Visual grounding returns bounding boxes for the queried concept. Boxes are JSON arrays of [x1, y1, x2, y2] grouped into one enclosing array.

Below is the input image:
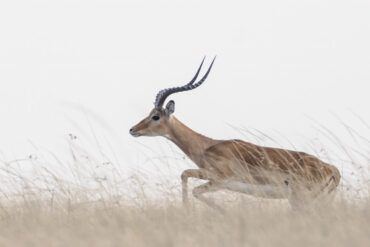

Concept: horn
[[154, 56, 216, 110]]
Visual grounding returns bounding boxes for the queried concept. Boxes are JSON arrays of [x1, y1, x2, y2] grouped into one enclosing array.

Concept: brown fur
[[131, 109, 341, 210]]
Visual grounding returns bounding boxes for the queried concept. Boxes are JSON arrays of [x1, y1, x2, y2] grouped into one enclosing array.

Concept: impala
[[130, 57, 341, 211]]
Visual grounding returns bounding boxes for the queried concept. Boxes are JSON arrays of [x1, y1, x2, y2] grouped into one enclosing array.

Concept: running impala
[[130, 57, 341, 211]]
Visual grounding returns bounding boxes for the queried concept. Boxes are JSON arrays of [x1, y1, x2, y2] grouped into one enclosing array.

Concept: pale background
[[0, 0, 369, 184]]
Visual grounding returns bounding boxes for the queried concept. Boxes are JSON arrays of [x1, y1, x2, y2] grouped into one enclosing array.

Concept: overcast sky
[[0, 0, 369, 177]]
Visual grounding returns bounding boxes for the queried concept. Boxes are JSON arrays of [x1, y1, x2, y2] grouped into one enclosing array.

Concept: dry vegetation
[[1, 197, 370, 247], [0, 120, 370, 247]]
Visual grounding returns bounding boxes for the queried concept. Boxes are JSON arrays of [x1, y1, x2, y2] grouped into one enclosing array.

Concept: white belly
[[219, 180, 290, 199]]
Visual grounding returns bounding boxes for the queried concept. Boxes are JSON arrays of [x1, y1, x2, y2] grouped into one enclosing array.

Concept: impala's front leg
[[192, 181, 224, 213], [180, 168, 219, 208]]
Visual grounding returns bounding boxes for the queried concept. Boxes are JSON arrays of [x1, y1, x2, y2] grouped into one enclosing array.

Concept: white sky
[[0, 0, 369, 179]]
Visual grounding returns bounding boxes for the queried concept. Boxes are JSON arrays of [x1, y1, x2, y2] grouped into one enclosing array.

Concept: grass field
[[0, 122, 369, 247], [0, 191, 369, 247]]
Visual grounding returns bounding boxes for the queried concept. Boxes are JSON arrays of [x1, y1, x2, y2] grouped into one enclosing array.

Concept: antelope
[[130, 57, 341, 211]]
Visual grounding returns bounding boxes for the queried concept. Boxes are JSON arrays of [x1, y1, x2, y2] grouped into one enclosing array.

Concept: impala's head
[[130, 57, 216, 138]]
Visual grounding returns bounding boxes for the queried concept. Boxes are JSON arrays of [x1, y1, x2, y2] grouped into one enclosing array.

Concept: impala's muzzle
[[129, 128, 141, 137]]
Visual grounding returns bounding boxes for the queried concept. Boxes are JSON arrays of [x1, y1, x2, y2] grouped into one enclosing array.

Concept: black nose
[[129, 128, 133, 133]]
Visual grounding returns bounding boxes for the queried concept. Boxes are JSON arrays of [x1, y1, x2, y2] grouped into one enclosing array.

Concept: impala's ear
[[165, 100, 175, 117]]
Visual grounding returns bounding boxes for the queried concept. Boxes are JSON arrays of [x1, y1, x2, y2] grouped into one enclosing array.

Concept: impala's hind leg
[[192, 181, 224, 213], [312, 176, 339, 207], [181, 169, 219, 208], [288, 177, 339, 211], [286, 182, 313, 211]]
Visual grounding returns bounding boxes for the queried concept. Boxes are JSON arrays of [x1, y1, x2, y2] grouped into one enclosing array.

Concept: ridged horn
[[154, 56, 216, 110]]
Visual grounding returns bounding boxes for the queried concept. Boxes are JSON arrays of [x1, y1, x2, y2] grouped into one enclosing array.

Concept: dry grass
[[0, 119, 370, 247], [1, 196, 370, 247]]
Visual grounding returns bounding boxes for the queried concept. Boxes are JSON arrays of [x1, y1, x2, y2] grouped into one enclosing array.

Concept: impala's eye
[[152, 115, 160, 121]]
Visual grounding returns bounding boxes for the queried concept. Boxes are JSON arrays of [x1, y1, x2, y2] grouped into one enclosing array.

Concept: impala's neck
[[165, 116, 217, 165]]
